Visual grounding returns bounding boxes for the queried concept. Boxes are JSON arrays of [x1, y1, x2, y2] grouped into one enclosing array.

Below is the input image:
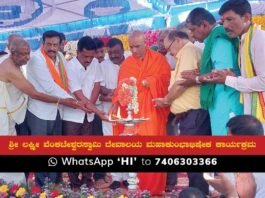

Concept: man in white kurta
[[0, 36, 82, 186], [99, 38, 126, 136], [99, 38, 129, 189], [26, 31, 72, 136], [26, 30, 74, 187], [63, 55, 102, 135], [63, 36, 103, 189], [0, 38, 79, 186], [99, 59, 119, 136], [213, 1, 265, 128], [225, 27, 265, 117]]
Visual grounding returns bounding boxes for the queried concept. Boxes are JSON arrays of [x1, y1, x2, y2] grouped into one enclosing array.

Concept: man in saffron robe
[[111, 31, 171, 195]]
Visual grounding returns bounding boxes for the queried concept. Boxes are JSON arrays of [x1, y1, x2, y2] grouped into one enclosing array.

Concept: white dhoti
[[0, 81, 27, 135], [0, 81, 27, 184]]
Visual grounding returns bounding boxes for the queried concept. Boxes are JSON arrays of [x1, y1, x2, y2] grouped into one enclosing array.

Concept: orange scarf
[[41, 47, 69, 91]]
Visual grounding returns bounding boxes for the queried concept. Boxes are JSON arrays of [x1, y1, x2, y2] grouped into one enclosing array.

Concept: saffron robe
[[113, 48, 170, 136], [113, 48, 171, 195]]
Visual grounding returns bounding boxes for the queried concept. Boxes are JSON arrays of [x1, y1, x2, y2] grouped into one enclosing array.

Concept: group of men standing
[[0, 0, 265, 196], [154, 0, 265, 196]]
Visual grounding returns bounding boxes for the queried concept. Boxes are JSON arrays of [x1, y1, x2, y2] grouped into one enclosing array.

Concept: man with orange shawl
[[111, 31, 171, 195]]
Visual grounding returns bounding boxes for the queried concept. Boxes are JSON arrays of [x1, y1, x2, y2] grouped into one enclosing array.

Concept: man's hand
[[153, 98, 170, 108], [203, 69, 235, 84], [182, 69, 199, 76], [110, 89, 115, 96], [98, 111, 109, 122], [235, 173, 256, 198], [209, 190, 221, 198], [180, 69, 198, 86], [60, 98, 85, 110], [108, 102, 119, 119], [206, 173, 238, 197], [84, 102, 94, 113], [99, 94, 112, 102]]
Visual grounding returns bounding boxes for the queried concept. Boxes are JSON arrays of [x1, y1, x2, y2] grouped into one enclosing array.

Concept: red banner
[[0, 136, 263, 155]]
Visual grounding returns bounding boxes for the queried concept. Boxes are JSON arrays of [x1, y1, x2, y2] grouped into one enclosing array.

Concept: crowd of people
[[0, 0, 265, 197]]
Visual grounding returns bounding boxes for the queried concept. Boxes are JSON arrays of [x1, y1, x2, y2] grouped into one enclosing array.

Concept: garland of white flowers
[[130, 77, 139, 114], [122, 77, 139, 114]]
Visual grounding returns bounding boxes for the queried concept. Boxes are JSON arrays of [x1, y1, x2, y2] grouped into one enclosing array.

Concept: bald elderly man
[[111, 31, 171, 195], [0, 38, 82, 135]]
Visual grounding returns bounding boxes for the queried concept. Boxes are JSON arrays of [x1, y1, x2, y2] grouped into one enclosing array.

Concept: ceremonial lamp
[[109, 77, 149, 191]]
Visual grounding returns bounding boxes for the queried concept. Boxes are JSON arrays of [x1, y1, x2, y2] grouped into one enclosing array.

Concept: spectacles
[[166, 39, 175, 51]]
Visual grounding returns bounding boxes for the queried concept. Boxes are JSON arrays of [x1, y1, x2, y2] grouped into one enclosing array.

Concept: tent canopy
[[0, 0, 263, 50]]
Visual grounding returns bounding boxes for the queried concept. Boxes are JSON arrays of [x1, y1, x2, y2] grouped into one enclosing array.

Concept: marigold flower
[[0, 185, 9, 193], [252, 15, 265, 30], [15, 187, 26, 197], [118, 195, 128, 198], [39, 192, 47, 198], [55, 195, 63, 198]]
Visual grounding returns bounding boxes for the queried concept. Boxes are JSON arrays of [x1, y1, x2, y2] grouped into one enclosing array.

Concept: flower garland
[[117, 77, 139, 114], [252, 15, 265, 30]]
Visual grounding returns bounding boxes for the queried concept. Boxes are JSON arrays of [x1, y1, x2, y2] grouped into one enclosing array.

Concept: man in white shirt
[[26, 30, 79, 187], [0, 37, 81, 186], [59, 32, 66, 54], [92, 37, 106, 135], [207, 0, 265, 128], [98, 38, 129, 190], [63, 36, 103, 136], [63, 36, 104, 190], [99, 38, 125, 136], [205, 115, 265, 198], [93, 37, 105, 64], [26, 30, 74, 136]]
